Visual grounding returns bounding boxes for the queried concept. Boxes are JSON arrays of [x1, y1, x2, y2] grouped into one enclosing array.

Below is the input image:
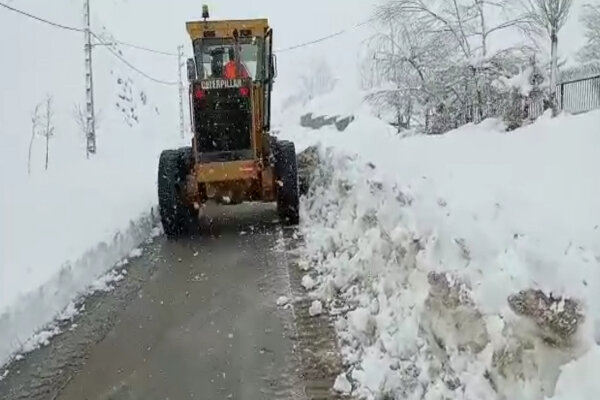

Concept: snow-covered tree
[[364, 17, 456, 131], [365, 0, 537, 133], [578, 3, 600, 62], [521, 0, 573, 114]]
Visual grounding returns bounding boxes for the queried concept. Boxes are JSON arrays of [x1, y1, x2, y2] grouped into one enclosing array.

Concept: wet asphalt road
[[1, 202, 348, 400], [58, 203, 304, 400]]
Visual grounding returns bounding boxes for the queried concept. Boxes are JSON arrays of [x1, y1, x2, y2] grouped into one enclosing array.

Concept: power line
[[2, 1, 374, 82], [110, 39, 178, 57], [275, 17, 375, 53], [0, 2, 178, 86], [0, 1, 176, 57], [276, 30, 346, 53], [0, 1, 83, 32], [91, 32, 178, 86]]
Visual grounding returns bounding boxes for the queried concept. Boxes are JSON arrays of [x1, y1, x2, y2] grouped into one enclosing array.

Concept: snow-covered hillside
[[0, 2, 185, 367], [279, 85, 600, 399]]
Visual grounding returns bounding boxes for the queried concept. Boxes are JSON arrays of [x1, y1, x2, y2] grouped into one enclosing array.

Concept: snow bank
[[284, 109, 600, 399], [0, 1, 189, 368], [0, 106, 183, 368]]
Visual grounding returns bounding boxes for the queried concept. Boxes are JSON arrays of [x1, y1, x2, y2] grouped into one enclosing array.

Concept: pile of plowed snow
[[282, 109, 600, 400]]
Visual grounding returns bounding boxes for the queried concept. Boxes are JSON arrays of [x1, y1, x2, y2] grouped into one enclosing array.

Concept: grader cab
[[158, 7, 299, 238]]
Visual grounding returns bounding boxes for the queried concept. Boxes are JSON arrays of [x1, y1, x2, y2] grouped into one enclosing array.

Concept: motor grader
[[158, 6, 299, 238]]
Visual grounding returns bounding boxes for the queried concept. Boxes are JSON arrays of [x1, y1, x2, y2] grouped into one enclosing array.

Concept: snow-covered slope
[[0, 114, 183, 368], [0, 2, 185, 367], [280, 98, 600, 399]]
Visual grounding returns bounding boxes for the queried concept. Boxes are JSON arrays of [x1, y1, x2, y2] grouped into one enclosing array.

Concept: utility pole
[[177, 45, 185, 139], [84, 0, 97, 157]]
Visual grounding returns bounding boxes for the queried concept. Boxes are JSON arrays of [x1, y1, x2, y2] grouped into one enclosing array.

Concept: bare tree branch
[[42, 95, 55, 171], [28, 103, 42, 176]]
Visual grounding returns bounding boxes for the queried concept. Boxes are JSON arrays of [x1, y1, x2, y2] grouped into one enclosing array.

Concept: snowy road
[[0, 204, 344, 400]]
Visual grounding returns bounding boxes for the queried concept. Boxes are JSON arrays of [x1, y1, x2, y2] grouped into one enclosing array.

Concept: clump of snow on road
[[284, 108, 600, 399], [333, 373, 353, 394], [301, 274, 317, 290], [57, 301, 82, 322], [19, 326, 62, 354], [0, 369, 9, 382], [129, 247, 143, 259], [309, 300, 323, 317], [276, 296, 290, 307], [89, 269, 127, 293]]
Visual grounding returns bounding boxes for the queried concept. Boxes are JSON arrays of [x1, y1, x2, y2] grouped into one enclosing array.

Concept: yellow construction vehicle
[[158, 6, 299, 238]]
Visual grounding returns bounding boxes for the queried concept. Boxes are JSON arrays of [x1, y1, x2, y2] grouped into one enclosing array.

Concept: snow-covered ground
[[0, 105, 183, 367], [1, 0, 595, 393], [279, 84, 600, 399], [0, 2, 185, 367]]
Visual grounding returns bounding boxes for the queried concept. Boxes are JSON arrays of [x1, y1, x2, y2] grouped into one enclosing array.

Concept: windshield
[[193, 37, 263, 81]]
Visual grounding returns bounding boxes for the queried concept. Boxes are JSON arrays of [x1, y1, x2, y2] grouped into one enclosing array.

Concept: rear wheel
[[274, 140, 300, 225], [157, 147, 198, 238]]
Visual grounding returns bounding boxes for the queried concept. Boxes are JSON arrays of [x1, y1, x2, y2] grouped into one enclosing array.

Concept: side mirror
[[270, 54, 278, 79], [186, 58, 197, 82]]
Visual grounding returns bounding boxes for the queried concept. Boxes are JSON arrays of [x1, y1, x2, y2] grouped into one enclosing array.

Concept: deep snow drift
[[280, 89, 600, 399]]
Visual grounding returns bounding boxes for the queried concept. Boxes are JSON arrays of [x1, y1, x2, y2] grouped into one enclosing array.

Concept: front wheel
[[274, 140, 300, 225]]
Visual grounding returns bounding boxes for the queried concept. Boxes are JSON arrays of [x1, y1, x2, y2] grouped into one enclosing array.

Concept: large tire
[[157, 147, 197, 238], [274, 140, 300, 225]]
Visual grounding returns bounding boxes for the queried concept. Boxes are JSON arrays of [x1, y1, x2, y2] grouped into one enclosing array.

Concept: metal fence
[[557, 75, 600, 115]]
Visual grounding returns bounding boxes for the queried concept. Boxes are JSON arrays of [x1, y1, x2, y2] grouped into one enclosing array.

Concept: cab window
[[193, 37, 264, 80]]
